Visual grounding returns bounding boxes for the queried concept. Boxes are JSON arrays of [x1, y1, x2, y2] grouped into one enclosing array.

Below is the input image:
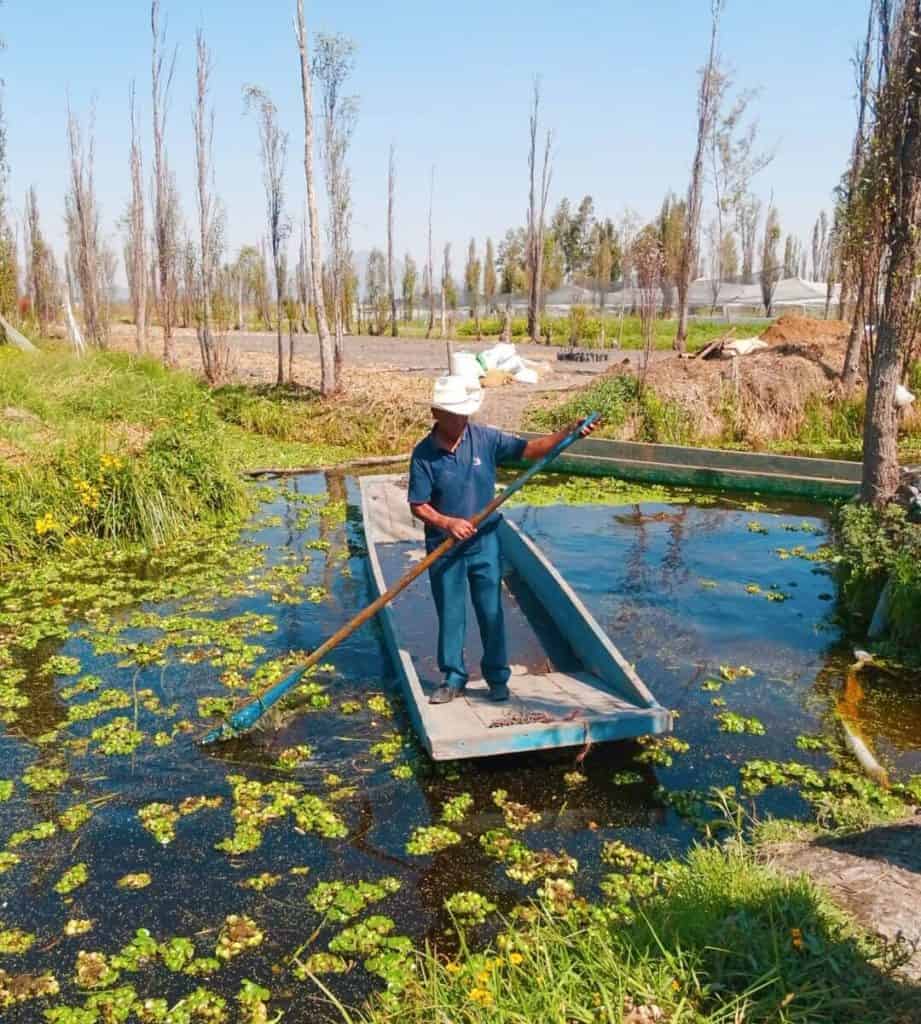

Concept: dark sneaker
[[487, 683, 510, 702], [429, 685, 459, 705]]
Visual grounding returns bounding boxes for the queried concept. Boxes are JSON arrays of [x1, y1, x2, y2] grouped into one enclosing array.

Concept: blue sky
[[4, 0, 869, 281]]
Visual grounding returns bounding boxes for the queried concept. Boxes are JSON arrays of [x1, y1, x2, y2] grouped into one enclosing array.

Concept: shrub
[[835, 502, 921, 646]]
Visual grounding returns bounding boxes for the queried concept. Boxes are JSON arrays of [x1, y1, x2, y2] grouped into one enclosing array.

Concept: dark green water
[[1, 476, 917, 1021]]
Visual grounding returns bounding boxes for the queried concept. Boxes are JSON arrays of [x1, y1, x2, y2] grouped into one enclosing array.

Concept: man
[[408, 373, 597, 705]]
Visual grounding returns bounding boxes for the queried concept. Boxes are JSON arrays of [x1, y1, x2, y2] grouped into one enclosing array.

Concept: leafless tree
[[526, 78, 553, 343], [633, 229, 665, 389], [441, 242, 450, 339], [65, 103, 106, 347], [125, 83, 148, 353], [244, 85, 290, 386], [465, 237, 482, 339], [841, 2, 886, 391], [295, 0, 334, 393], [708, 74, 773, 299], [296, 216, 311, 332], [861, 0, 921, 505], [425, 165, 435, 338], [811, 210, 830, 281], [735, 194, 760, 285], [386, 143, 398, 337], [24, 187, 58, 334], [313, 32, 357, 371], [194, 31, 229, 384], [675, 0, 725, 351], [151, 0, 178, 365]]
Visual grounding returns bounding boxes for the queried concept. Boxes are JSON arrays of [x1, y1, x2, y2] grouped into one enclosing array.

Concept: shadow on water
[[1, 474, 919, 1020]]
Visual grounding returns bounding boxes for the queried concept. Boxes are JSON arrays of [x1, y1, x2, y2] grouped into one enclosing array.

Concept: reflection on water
[[1, 477, 918, 1021]]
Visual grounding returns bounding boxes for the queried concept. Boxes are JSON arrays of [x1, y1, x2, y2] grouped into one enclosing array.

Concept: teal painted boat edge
[[428, 707, 672, 761], [519, 433, 863, 482], [358, 480, 436, 759], [498, 519, 663, 711]]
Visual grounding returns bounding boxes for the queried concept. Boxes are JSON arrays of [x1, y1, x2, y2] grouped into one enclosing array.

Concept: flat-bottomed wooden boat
[[360, 474, 672, 760]]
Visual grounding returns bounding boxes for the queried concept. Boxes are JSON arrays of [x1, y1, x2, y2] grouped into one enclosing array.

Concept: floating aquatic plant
[[563, 771, 587, 788], [138, 803, 180, 845], [0, 852, 21, 874], [440, 793, 473, 824], [611, 770, 643, 786], [492, 790, 541, 831], [307, 878, 402, 923], [64, 920, 94, 937], [242, 873, 282, 892], [635, 736, 690, 767], [720, 665, 755, 681], [0, 779, 13, 801], [0, 968, 59, 1008], [8, 820, 56, 847], [444, 891, 496, 925], [405, 825, 462, 855], [22, 763, 68, 792], [276, 744, 313, 770], [294, 952, 349, 977], [339, 700, 362, 715], [716, 711, 766, 735], [90, 717, 143, 755], [328, 915, 398, 956], [160, 936, 196, 973], [111, 930, 159, 972], [59, 803, 93, 832], [74, 951, 119, 990], [116, 873, 151, 890], [215, 915, 264, 961], [55, 863, 89, 895], [0, 927, 35, 954], [367, 694, 394, 717]]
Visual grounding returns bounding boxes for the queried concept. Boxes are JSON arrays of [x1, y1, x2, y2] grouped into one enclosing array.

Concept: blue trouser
[[428, 527, 510, 691]]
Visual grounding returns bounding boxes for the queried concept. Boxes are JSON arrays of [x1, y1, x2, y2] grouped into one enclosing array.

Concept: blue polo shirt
[[408, 423, 528, 544]]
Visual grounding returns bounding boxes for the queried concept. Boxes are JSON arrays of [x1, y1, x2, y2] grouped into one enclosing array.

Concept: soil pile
[[760, 315, 850, 346]]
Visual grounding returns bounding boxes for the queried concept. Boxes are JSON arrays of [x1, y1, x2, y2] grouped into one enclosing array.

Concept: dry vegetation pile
[[759, 314, 850, 346]]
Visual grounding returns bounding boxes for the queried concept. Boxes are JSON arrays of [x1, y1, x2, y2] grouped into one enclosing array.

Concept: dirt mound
[[760, 315, 849, 346], [642, 347, 840, 445]]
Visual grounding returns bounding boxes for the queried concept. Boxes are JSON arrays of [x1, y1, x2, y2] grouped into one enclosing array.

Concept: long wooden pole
[[201, 413, 598, 743]]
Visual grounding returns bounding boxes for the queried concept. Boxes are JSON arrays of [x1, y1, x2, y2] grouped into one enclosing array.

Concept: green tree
[[657, 193, 686, 316], [366, 247, 387, 335]]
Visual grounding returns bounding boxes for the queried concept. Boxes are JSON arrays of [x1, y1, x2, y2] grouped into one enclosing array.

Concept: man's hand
[[575, 416, 601, 438], [445, 516, 476, 541]]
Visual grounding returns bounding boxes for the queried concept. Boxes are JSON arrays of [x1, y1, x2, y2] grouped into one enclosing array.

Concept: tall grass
[[0, 349, 247, 558], [355, 845, 913, 1024], [451, 314, 765, 351], [526, 374, 696, 445]]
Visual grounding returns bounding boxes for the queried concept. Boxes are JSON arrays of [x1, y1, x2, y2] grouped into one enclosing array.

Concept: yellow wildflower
[[476, 969, 491, 985], [469, 988, 493, 1006], [35, 512, 59, 536], [508, 952, 523, 966], [790, 927, 804, 950], [445, 962, 462, 975]]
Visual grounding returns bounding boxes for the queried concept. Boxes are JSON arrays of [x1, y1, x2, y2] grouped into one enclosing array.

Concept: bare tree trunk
[[63, 256, 86, 355], [297, 2, 334, 395], [862, 0, 921, 507], [194, 30, 222, 384], [387, 144, 398, 337], [676, 0, 724, 351], [425, 166, 435, 339], [151, 0, 177, 366], [526, 79, 552, 344], [127, 85, 148, 354]]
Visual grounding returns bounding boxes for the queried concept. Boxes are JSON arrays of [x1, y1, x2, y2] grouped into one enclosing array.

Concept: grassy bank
[[394, 314, 765, 351], [354, 840, 917, 1023], [0, 347, 426, 562]]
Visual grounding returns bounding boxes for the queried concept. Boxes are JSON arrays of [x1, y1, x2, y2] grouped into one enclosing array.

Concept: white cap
[[430, 374, 482, 416]]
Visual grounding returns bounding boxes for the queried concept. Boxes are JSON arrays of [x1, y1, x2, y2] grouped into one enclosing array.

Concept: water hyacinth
[[215, 915, 264, 961], [0, 968, 59, 1009], [440, 792, 474, 823], [444, 891, 496, 925], [117, 873, 152, 890], [306, 877, 402, 923], [74, 950, 119, 990], [405, 825, 462, 855], [0, 927, 35, 953], [63, 920, 94, 937], [54, 863, 89, 895]]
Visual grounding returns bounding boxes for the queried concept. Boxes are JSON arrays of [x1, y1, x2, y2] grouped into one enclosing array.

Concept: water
[[1, 476, 918, 1021]]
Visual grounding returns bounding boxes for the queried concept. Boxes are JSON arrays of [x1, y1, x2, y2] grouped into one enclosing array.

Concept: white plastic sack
[[477, 342, 516, 371], [498, 354, 524, 374], [895, 384, 916, 408], [513, 367, 539, 385], [723, 337, 769, 357]]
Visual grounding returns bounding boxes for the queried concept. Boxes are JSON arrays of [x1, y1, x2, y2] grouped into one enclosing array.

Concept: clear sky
[[3, 0, 870, 283]]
